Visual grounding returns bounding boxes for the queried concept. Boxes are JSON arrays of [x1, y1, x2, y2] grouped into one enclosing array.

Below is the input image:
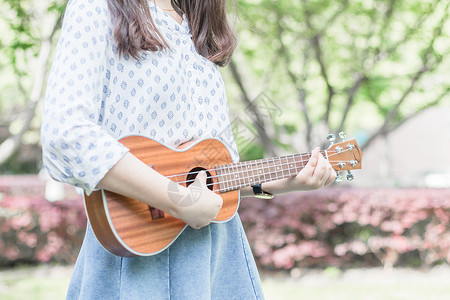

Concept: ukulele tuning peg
[[327, 134, 336, 145], [339, 132, 346, 141], [335, 171, 343, 183], [346, 170, 354, 181]]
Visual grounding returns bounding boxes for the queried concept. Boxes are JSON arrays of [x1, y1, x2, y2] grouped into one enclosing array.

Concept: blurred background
[[0, 0, 449, 299]]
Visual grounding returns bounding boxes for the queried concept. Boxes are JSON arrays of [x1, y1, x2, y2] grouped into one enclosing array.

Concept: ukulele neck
[[215, 151, 327, 192]]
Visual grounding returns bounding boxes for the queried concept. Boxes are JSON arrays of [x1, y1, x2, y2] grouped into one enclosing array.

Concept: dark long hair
[[106, 0, 237, 66]]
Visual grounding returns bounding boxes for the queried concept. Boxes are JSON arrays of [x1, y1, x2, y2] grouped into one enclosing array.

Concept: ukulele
[[84, 134, 362, 257]]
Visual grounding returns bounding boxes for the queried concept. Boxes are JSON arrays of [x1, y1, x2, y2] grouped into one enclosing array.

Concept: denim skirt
[[66, 214, 264, 299]]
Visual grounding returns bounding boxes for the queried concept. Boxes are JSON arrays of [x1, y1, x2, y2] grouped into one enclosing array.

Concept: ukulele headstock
[[326, 132, 362, 182]]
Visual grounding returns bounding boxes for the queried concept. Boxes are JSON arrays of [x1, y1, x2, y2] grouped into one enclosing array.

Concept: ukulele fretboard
[[215, 151, 327, 192]]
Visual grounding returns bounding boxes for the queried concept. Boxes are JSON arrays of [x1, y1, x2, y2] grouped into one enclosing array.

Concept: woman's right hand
[[97, 153, 222, 230], [169, 171, 223, 229]]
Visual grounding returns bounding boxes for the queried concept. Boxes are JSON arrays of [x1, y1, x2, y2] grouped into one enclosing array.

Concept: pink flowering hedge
[[0, 176, 85, 266], [239, 188, 450, 270], [1, 175, 449, 269]]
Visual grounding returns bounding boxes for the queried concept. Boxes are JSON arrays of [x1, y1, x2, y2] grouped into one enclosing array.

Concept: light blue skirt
[[66, 214, 264, 299]]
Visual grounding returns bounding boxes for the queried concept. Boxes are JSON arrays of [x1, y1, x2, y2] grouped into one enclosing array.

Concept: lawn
[[0, 265, 449, 299], [0, 265, 71, 300], [262, 266, 450, 300]]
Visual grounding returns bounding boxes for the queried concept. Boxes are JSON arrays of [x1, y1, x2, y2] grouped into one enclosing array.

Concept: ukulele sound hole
[[186, 167, 214, 191]]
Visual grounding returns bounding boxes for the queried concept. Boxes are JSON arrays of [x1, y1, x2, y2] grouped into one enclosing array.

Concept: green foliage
[[0, 0, 66, 108], [0, 0, 66, 173], [0, 149, 41, 175], [0, 0, 449, 170], [227, 0, 450, 154], [239, 143, 265, 161]]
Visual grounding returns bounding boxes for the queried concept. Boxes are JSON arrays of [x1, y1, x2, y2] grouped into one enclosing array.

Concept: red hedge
[[239, 188, 450, 270], [0, 175, 85, 265], [1, 176, 449, 269]]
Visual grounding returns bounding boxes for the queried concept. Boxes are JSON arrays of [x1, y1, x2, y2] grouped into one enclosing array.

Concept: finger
[[191, 220, 207, 230], [296, 147, 320, 180], [325, 170, 337, 185], [317, 157, 332, 182], [194, 225, 206, 230], [306, 147, 320, 174], [213, 210, 220, 221], [193, 170, 207, 187], [216, 195, 223, 210], [314, 154, 328, 181], [211, 195, 223, 219], [198, 220, 213, 229]]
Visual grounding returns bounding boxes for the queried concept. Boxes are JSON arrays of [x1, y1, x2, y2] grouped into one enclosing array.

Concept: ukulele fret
[[216, 165, 231, 192], [218, 153, 313, 191], [274, 157, 283, 180], [287, 156, 297, 176]]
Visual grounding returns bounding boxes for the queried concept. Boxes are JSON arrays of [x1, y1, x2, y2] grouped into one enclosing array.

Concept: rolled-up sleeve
[[41, 0, 129, 195]]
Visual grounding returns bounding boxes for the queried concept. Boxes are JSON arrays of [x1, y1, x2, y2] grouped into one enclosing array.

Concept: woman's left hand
[[240, 147, 337, 197], [284, 147, 336, 192]]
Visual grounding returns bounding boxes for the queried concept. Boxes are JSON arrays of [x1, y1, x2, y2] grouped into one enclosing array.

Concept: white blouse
[[41, 1, 264, 299], [41, 0, 239, 194]]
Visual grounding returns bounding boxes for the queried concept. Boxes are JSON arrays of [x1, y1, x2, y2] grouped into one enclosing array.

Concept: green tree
[[226, 0, 450, 158], [0, 0, 66, 173], [0, 0, 449, 172]]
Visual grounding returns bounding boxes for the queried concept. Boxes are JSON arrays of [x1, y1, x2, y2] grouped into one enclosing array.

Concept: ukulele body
[[84, 135, 240, 257]]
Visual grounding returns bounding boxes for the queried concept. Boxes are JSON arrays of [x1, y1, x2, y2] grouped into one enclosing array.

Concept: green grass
[[262, 278, 450, 300], [0, 265, 70, 300], [1, 265, 449, 299], [262, 267, 450, 300]]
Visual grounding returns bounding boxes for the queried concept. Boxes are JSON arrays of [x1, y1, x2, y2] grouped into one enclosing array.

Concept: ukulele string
[[166, 149, 350, 183], [164, 150, 332, 180], [173, 159, 357, 188], [202, 160, 355, 189], [164, 152, 321, 181], [211, 160, 356, 193], [164, 147, 355, 182], [324, 146, 357, 159]]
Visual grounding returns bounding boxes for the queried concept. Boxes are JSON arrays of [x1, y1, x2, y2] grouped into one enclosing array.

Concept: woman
[[41, 0, 336, 298]]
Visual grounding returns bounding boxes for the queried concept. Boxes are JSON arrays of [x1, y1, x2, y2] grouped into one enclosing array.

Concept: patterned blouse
[[41, 0, 263, 299], [42, 0, 239, 195]]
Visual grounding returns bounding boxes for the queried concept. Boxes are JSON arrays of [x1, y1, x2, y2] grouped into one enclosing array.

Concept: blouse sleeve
[[41, 0, 129, 195]]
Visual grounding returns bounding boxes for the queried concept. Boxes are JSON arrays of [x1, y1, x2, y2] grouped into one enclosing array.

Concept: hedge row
[[0, 176, 85, 266], [1, 175, 449, 270], [239, 188, 450, 270], [0, 195, 86, 265]]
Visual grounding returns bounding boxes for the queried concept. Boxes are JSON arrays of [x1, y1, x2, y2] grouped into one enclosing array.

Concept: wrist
[[251, 183, 274, 199], [257, 177, 297, 195]]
